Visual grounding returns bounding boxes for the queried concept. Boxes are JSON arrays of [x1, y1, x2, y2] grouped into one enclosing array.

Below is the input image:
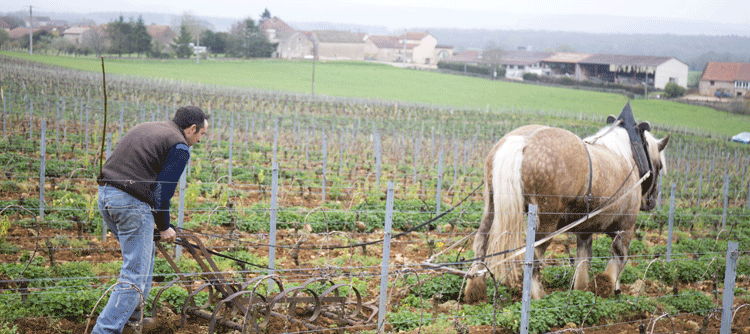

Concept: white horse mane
[[583, 126, 633, 160]]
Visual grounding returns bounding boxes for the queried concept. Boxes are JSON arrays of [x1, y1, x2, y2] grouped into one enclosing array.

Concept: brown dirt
[[6, 223, 750, 334], [589, 273, 614, 298]]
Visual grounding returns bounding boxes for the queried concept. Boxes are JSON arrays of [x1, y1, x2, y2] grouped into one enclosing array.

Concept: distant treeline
[[427, 29, 750, 71]]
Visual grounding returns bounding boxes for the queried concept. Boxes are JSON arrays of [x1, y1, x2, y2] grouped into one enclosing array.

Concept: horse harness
[[584, 102, 657, 203]]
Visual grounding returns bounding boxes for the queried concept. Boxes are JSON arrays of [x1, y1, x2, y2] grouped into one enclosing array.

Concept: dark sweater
[[98, 121, 190, 231]]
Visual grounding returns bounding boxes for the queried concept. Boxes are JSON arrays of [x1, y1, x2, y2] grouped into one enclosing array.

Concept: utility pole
[[29, 6, 33, 55], [196, 27, 200, 65]]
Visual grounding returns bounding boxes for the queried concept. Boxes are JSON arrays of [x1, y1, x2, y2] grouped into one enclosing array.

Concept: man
[[92, 106, 209, 333]]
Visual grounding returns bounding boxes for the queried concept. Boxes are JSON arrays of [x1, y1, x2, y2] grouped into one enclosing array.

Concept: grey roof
[[581, 54, 673, 66], [482, 50, 554, 65], [368, 35, 400, 49], [313, 30, 364, 44]]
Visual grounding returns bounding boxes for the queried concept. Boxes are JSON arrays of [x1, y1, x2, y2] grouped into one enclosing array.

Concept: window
[[669, 77, 677, 83], [710, 80, 715, 86]]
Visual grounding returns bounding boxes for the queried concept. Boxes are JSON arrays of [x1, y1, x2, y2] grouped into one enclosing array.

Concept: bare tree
[[82, 26, 107, 57], [172, 12, 213, 45]]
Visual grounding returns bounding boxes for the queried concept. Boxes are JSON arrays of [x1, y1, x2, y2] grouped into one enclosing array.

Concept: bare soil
[[7, 223, 750, 334]]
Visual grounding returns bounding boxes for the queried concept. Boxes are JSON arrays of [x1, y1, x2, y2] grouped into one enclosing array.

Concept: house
[[699, 62, 750, 98], [8, 27, 43, 39], [310, 30, 366, 61], [441, 50, 688, 88], [265, 18, 447, 64], [259, 17, 296, 46], [0, 19, 10, 30], [367, 35, 402, 62], [400, 32, 437, 65], [435, 45, 454, 62], [483, 50, 554, 78], [574, 54, 687, 89], [147, 25, 175, 52], [540, 52, 592, 81], [147, 25, 175, 45], [277, 31, 315, 59], [443, 50, 481, 64], [62, 26, 90, 44]]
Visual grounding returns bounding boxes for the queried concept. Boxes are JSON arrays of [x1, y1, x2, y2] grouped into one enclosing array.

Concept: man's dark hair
[[173, 106, 210, 130]]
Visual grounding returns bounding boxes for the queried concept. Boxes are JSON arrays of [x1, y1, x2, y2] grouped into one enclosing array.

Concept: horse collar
[[614, 102, 652, 180]]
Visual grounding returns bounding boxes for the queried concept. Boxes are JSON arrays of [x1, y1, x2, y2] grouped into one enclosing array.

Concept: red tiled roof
[[702, 62, 750, 82], [402, 32, 428, 40], [63, 26, 90, 36], [147, 25, 174, 39], [738, 64, 750, 81], [8, 27, 42, 39], [259, 17, 296, 39]]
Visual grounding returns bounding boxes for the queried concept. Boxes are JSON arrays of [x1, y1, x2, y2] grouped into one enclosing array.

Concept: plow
[[148, 229, 379, 333]]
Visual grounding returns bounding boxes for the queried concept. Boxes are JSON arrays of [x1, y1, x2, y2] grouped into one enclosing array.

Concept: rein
[[179, 182, 484, 252]]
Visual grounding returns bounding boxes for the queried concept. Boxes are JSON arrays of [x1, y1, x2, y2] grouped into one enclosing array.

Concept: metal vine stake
[[98, 56, 107, 176]]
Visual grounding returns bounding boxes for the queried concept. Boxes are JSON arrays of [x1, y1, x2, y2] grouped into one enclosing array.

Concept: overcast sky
[[5, 0, 750, 34]]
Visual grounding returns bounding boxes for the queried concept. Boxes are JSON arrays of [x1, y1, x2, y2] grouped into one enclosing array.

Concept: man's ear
[[186, 124, 197, 134]]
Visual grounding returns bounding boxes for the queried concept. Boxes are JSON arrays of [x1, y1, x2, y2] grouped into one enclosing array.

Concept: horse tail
[[486, 134, 527, 284], [464, 134, 527, 303]]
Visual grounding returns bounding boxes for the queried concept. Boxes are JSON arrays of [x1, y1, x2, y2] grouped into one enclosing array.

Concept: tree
[[20, 30, 52, 50], [227, 18, 274, 58], [149, 38, 170, 58], [107, 15, 132, 57], [48, 36, 76, 55], [172, 12, 212, 47], [132, 15, 152, 57], [260, 8, 271, 22], [0, 29, 9, 48], [172, 23, 193, 58], [82, 27, 106, 57], [0, 15, 25, 29], [663, 82, 686, 98], [201, 30, 229, 54]]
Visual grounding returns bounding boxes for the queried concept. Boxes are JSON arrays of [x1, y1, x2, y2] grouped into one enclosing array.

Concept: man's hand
[[159, 227, 176, 243]]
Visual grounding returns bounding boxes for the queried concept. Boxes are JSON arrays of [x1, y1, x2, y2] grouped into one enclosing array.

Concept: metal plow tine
[[155, 229, 378, 332], [151, 277, 182, 319], [208, 290, 261, 334], [180, 282, 215, 327]]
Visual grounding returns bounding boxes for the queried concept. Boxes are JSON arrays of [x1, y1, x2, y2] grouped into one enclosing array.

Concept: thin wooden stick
[[98, 56, 107, 176]]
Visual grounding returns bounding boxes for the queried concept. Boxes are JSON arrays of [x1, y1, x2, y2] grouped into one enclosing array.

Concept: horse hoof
[[464, 278, 488, 304]]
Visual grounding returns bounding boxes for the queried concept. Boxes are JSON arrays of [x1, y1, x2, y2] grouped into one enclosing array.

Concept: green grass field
[[2, 51, 748, 137]]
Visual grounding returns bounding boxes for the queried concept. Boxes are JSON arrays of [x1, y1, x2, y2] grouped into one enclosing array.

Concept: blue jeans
[[92, 185, 155, 334]]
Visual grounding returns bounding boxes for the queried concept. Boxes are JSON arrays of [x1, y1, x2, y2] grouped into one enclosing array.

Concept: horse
[[464, 103, 670, 303]]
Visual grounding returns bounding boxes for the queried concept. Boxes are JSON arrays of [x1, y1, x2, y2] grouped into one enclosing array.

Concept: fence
[[0, 57, 749, 333]]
